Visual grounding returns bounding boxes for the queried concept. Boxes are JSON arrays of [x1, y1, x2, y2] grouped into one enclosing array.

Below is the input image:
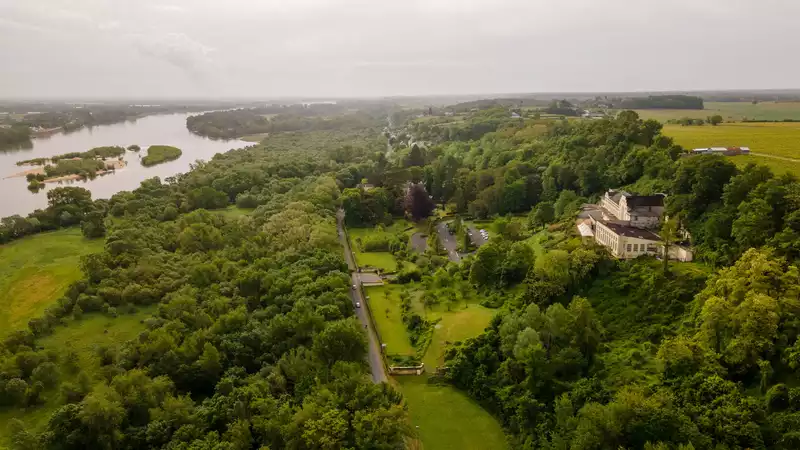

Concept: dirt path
[[750, 152, 800, 162]]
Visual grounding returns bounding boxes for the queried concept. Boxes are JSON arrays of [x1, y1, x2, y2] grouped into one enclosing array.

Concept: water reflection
[[0, 113, 247, 217], [0, 140, 34, 153]]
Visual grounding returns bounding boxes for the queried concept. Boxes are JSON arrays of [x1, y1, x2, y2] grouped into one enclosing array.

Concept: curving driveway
[[436, 222, 462, 262]]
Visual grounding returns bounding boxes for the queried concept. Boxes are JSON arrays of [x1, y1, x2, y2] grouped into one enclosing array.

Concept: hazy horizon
[[2, 0, 799, 99]]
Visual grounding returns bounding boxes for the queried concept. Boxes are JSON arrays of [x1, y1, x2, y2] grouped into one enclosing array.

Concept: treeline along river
[[0, 113, 246, 217]]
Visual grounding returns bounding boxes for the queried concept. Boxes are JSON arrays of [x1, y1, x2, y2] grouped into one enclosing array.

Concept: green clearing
[[663, 122, 800, 159], [365, 283, 496, 364], [0, 228, 103, 337], [0, 308, 154, 448], [355, 252, 397, 272], [214, 205, 254, 218], [348, 220, 413, 272], [240, 133, 270, 142], [422, 304, 495, 369], [630, 101, 800, 122], [397, 377, 508, 450]]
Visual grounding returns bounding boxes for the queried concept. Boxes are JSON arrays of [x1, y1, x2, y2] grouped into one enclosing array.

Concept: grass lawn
[[365, 285, 414, 355], [0, 228, 104, 338], [397, 376, 508, 450], [349, 220, 413, 272], [355, 252, 397, 272], [0, 308, 154, 448], [664, 122, 800, 159], [630, 101, 800, 123], [423, 304, 495, 369], [214, 205, 254, 219]]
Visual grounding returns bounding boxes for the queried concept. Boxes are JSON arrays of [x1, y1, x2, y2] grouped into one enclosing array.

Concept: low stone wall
[[389, 363, 425, 376]]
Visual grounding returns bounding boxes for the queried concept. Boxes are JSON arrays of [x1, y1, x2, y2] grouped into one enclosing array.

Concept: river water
[[0, 113, 247, 217]]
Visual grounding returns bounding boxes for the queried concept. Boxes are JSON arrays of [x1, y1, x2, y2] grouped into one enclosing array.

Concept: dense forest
[[186, 108, 382, 139], [141, 145, 182, 167], [0, 113, 414, 448], [4, 102, 800, 449]]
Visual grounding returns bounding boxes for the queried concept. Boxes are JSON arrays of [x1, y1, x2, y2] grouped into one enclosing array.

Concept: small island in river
[[141, 145, 182, 166], [7, 146, 131, 191]]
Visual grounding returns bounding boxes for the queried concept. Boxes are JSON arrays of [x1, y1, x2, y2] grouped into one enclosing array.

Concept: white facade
[[594, 221, 661, 259]]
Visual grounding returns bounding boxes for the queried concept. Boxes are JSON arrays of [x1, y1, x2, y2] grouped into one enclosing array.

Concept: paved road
[[336, 210, 388, 383], [410, 232, 427, 253], [436, 222, 462, 262]]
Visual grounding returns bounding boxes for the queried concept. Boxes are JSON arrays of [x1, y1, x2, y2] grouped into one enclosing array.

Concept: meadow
[[0, 308, 153, 448], [0, 228, 104, 337], [631, 101, 800, 122], [397, 377, 509, 450], [365, 283, 496, 364], [348, 220, 414, 272]]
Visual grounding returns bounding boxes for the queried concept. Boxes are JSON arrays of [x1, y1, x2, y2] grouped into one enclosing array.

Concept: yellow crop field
[[631, 101, 800, 123], [663, 122, 800, 159]]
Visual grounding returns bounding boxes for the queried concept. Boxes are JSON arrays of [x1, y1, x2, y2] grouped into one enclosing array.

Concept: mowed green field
[[365, 285, 415, 355], [422, 304, 495, 369], [631, 101, 800, 122], [398, 377, 508, 450], [0, 309, 153, 448], [0, 228, 104, 337], [663, 122, 800, 159]]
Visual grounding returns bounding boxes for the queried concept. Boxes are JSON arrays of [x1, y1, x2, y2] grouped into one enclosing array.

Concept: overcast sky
[[1, 0, 799, 99]]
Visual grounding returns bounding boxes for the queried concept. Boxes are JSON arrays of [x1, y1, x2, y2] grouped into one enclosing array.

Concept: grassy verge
[[0, 228, 104, 337], [0, 308, 154, 448], [397, 377, 508, 450]]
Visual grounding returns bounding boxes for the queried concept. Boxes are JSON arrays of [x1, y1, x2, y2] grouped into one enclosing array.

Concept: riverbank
[[0, 112, 248, 218]]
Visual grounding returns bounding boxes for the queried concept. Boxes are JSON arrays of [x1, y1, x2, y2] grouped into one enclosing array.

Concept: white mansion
[[577, 189, 692, 261]]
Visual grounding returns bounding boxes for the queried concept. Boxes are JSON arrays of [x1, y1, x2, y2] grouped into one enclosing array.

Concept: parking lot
[[467, 226, 488, 247]]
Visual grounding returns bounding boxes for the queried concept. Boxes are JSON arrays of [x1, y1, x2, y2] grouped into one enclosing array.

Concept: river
[[0, 113, 247, 217]]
